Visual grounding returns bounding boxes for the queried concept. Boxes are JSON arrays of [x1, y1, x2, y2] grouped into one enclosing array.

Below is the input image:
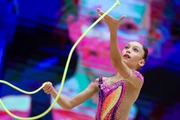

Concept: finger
[[98, 14, 105, 20], [43, 82, 51, 91], [43, 82, 50, 89], [43, 86, 50, 91], [118, 15, 126, 22], [97, 9, 110, 20], [44, 87, 52, 94], [97, 8, 113, 20], [97, 8, 104, 16]]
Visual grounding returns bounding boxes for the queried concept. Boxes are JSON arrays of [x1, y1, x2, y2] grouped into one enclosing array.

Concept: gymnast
[[43, 8, 148, 120]]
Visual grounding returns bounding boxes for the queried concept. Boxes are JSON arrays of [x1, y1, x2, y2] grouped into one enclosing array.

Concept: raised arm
[[97, 8, 143, 88], [43, 81, 98, 110]]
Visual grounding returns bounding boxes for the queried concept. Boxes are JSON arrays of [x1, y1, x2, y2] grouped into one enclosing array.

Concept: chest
[[99, 80, 126, 94]]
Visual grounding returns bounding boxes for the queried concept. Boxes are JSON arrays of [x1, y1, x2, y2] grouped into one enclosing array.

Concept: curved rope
[[0, 0, 120, 119]]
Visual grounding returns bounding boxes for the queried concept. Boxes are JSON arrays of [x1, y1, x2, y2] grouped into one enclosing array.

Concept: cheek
[[122, 50, 126, 54], [131, 55, 142, 62]]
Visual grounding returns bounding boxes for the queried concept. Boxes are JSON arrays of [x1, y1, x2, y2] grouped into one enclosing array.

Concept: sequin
[[95, 76, 126, 120], [90, 70, 144, 120]]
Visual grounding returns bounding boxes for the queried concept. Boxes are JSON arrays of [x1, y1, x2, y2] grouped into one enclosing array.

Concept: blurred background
[[0, 0, 180, 120]]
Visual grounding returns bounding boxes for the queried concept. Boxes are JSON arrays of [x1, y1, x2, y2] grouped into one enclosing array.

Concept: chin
[[122, 58, 130, 63], [122, 60, 130, 66], [122, 60, 133, 69]]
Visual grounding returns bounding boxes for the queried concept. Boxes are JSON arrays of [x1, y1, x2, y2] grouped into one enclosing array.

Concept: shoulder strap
[[99, 76, 103, 84]]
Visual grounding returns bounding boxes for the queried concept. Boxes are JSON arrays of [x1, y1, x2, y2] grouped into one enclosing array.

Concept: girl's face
[[122, 42, 145, 70]]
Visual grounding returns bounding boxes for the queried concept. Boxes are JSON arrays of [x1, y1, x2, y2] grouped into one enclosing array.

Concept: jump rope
[[0, 0, 120, 119]]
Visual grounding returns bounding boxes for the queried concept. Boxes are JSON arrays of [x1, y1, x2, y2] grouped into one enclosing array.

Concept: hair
[[142, 45, 148, 62], [137, 44, 148, 71]]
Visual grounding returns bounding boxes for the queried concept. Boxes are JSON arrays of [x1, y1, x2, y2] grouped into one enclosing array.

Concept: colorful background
[[0, 0, 180, 120]]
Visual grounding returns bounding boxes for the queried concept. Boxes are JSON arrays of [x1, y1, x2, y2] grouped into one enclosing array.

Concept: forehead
[[127, 42, 143, 48]]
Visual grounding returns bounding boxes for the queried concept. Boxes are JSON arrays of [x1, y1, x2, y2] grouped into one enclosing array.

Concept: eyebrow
[[126, 44, 130, 46], [134, 46, 140, 49], [126, 44, 140, 48]]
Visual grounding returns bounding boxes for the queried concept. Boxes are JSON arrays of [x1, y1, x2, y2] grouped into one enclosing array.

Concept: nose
[[126, 49, 130, 53]]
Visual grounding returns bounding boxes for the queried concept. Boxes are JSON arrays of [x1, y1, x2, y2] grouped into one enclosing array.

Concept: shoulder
[[88, 77, 101, 90], [131, 70, 144, 83], [90, 77, 100, 84], [124, 70, 144, 88]]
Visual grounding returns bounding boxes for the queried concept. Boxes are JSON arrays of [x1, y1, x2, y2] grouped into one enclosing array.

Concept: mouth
[[123, 54, 130, 59]]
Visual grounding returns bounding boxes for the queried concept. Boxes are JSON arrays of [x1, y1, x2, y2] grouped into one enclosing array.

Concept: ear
[[138, 59, 145, 67]]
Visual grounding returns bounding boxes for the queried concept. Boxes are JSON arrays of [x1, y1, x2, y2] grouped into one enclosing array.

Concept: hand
[[43, 82, 54, 94], [97, 8, 126, 32]]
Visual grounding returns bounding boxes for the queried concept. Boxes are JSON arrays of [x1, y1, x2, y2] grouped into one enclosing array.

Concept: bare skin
[[43, 8, 146, 120]]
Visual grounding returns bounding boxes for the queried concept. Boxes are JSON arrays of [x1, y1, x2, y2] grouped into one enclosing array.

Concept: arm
[[109, 30, 132, 80], [43, 81, 98, 110], [97, 8, 143, 88], [109, 26, 144, 88]]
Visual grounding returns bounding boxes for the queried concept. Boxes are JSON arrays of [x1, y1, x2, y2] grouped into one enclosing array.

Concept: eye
[[125, 46, 129, 49], [133, 48, 139, 52]]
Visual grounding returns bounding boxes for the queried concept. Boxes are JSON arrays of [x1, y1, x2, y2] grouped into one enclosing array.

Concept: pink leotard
[[91, 70, 144, 120]]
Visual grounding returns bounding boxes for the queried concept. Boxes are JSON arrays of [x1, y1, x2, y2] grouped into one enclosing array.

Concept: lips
[[123, 54, 130, 58]]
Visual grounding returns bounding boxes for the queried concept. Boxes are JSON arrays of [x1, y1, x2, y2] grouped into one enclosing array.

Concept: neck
[[111, 73, 123, 81]]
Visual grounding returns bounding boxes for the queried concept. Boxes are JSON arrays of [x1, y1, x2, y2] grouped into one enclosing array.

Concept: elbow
[[57, 101, 73, 110], [63, 107, 72, 110], [111, 60, 117, 68], [61, 105, 72, 110], [111, 59, 124, 70], [110, 56, 123, 66], [110, 58, 117, 66]]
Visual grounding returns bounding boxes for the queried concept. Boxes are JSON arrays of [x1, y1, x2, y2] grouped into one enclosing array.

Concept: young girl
[[43, 8, 148, 120]]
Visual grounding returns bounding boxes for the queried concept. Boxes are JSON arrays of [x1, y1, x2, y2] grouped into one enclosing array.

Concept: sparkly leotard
[[92, 70, 144, 120]]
